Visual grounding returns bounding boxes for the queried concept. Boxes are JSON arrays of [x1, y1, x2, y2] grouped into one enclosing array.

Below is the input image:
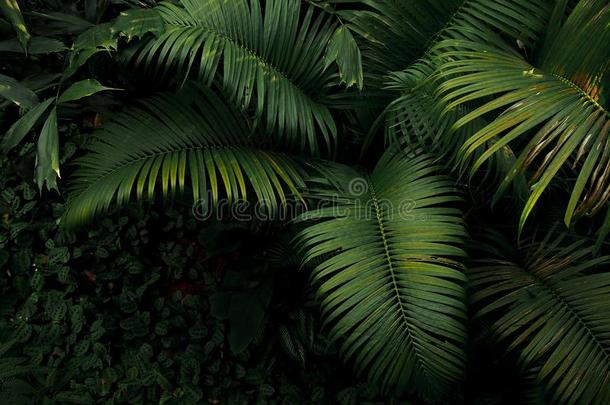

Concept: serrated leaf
[[53, 390, 93, 404], [259, 384, 275, 397], [337, 387, 357, 405], [139, 343, 154, 358], [154, 321, 168, 336], [58, 266, 71, 284], [74, 22, 115, 51], [15, 323, 31, 342], [74, 339, 90, 356], [89, 319, 105, 340], [279, 325, 305, 367], [189, 321, 208, 339], [113, 8, 164, 41], [119, 290, 138, 313], [50, 301, 67, 321], [155, 370, 171, 390], [30, 272, 44, 291], [49, 246, 70, 266]]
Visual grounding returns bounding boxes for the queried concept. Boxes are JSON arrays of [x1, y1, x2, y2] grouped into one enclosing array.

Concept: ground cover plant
[[1, 0, 610, 403]]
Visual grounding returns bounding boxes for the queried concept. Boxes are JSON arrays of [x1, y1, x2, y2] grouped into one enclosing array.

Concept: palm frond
[[126, 0, 340, 155], [386, 65, 481, 163], [433, 32, 610, 232], [296, 149, 467, 398], [324, 25, 363, 90], [384, 64, 527, 201], [539, 0, 610, 101], [335, 0, 461, 84], [357, 0, 549, 86], [426, 1, 610, 234], [62, 84, 306, 228], [469, 230, 610, 404], [379, 0, 551, 187]]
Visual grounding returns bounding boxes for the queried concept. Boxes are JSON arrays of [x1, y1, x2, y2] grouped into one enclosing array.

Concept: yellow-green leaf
[[0, 0, 30, 52]]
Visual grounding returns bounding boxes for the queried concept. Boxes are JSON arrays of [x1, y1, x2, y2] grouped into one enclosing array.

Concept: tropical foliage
[[1, 0, 610, 403]]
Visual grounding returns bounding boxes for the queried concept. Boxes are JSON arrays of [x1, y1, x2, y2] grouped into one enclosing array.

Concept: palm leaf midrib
[[505, 260, 610, 368], [550, 72, 610, 118], [74, 145, 221, 188], [418, 0, 467, 57], [73, 144, 259, 193], [367, 178, 433, 381]]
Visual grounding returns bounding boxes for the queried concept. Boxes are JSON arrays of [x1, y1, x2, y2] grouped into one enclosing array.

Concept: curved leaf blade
[[35, 107, 60, 191], [0, 0, 30, 51], [296, 150, 467, 398], [1, 97, 54, 152], [57, 79, 120, 104]]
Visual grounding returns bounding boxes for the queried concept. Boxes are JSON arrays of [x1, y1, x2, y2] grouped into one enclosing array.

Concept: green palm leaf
[[127, 0, 339, 155], [296, 150, 467, 398], [430, 1, 610, 229], [324, 25, 363, 90], [470, 230, 610, 404], [62, 85, 306, 228], [384, 62, 527, 200], [334, 0, 549, 90], [334, 0, 461, 85], [386, 63, 484, 165], [380, 0, 551, 185]]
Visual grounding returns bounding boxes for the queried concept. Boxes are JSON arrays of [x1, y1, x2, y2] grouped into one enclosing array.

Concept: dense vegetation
[[1, 0, 609, 403]]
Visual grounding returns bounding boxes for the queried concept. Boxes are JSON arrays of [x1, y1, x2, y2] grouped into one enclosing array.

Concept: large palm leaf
[[126, 0, 340, 155], [378, 0, 550, 190], [332, 0, 549, 87], [62, 84, 306, 228], [383, 0, 551, 140], [330, 0, 461, 86], [296, 149, 467, 398], [469, 230, 610, 404], [386, 69, 530, 212], [433, 0, 610, 232]]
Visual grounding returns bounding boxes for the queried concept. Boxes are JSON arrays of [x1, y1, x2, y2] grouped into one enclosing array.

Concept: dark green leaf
[[0, 0, 30, 51], [0, 36, 66, 54], [57, 79, 120, 104], [0, 73, 38, 109], [2, 98, 54, 152], [324, 26, 363, 89], [35, 107, 60, 191], [113, 8, 164, 40]]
